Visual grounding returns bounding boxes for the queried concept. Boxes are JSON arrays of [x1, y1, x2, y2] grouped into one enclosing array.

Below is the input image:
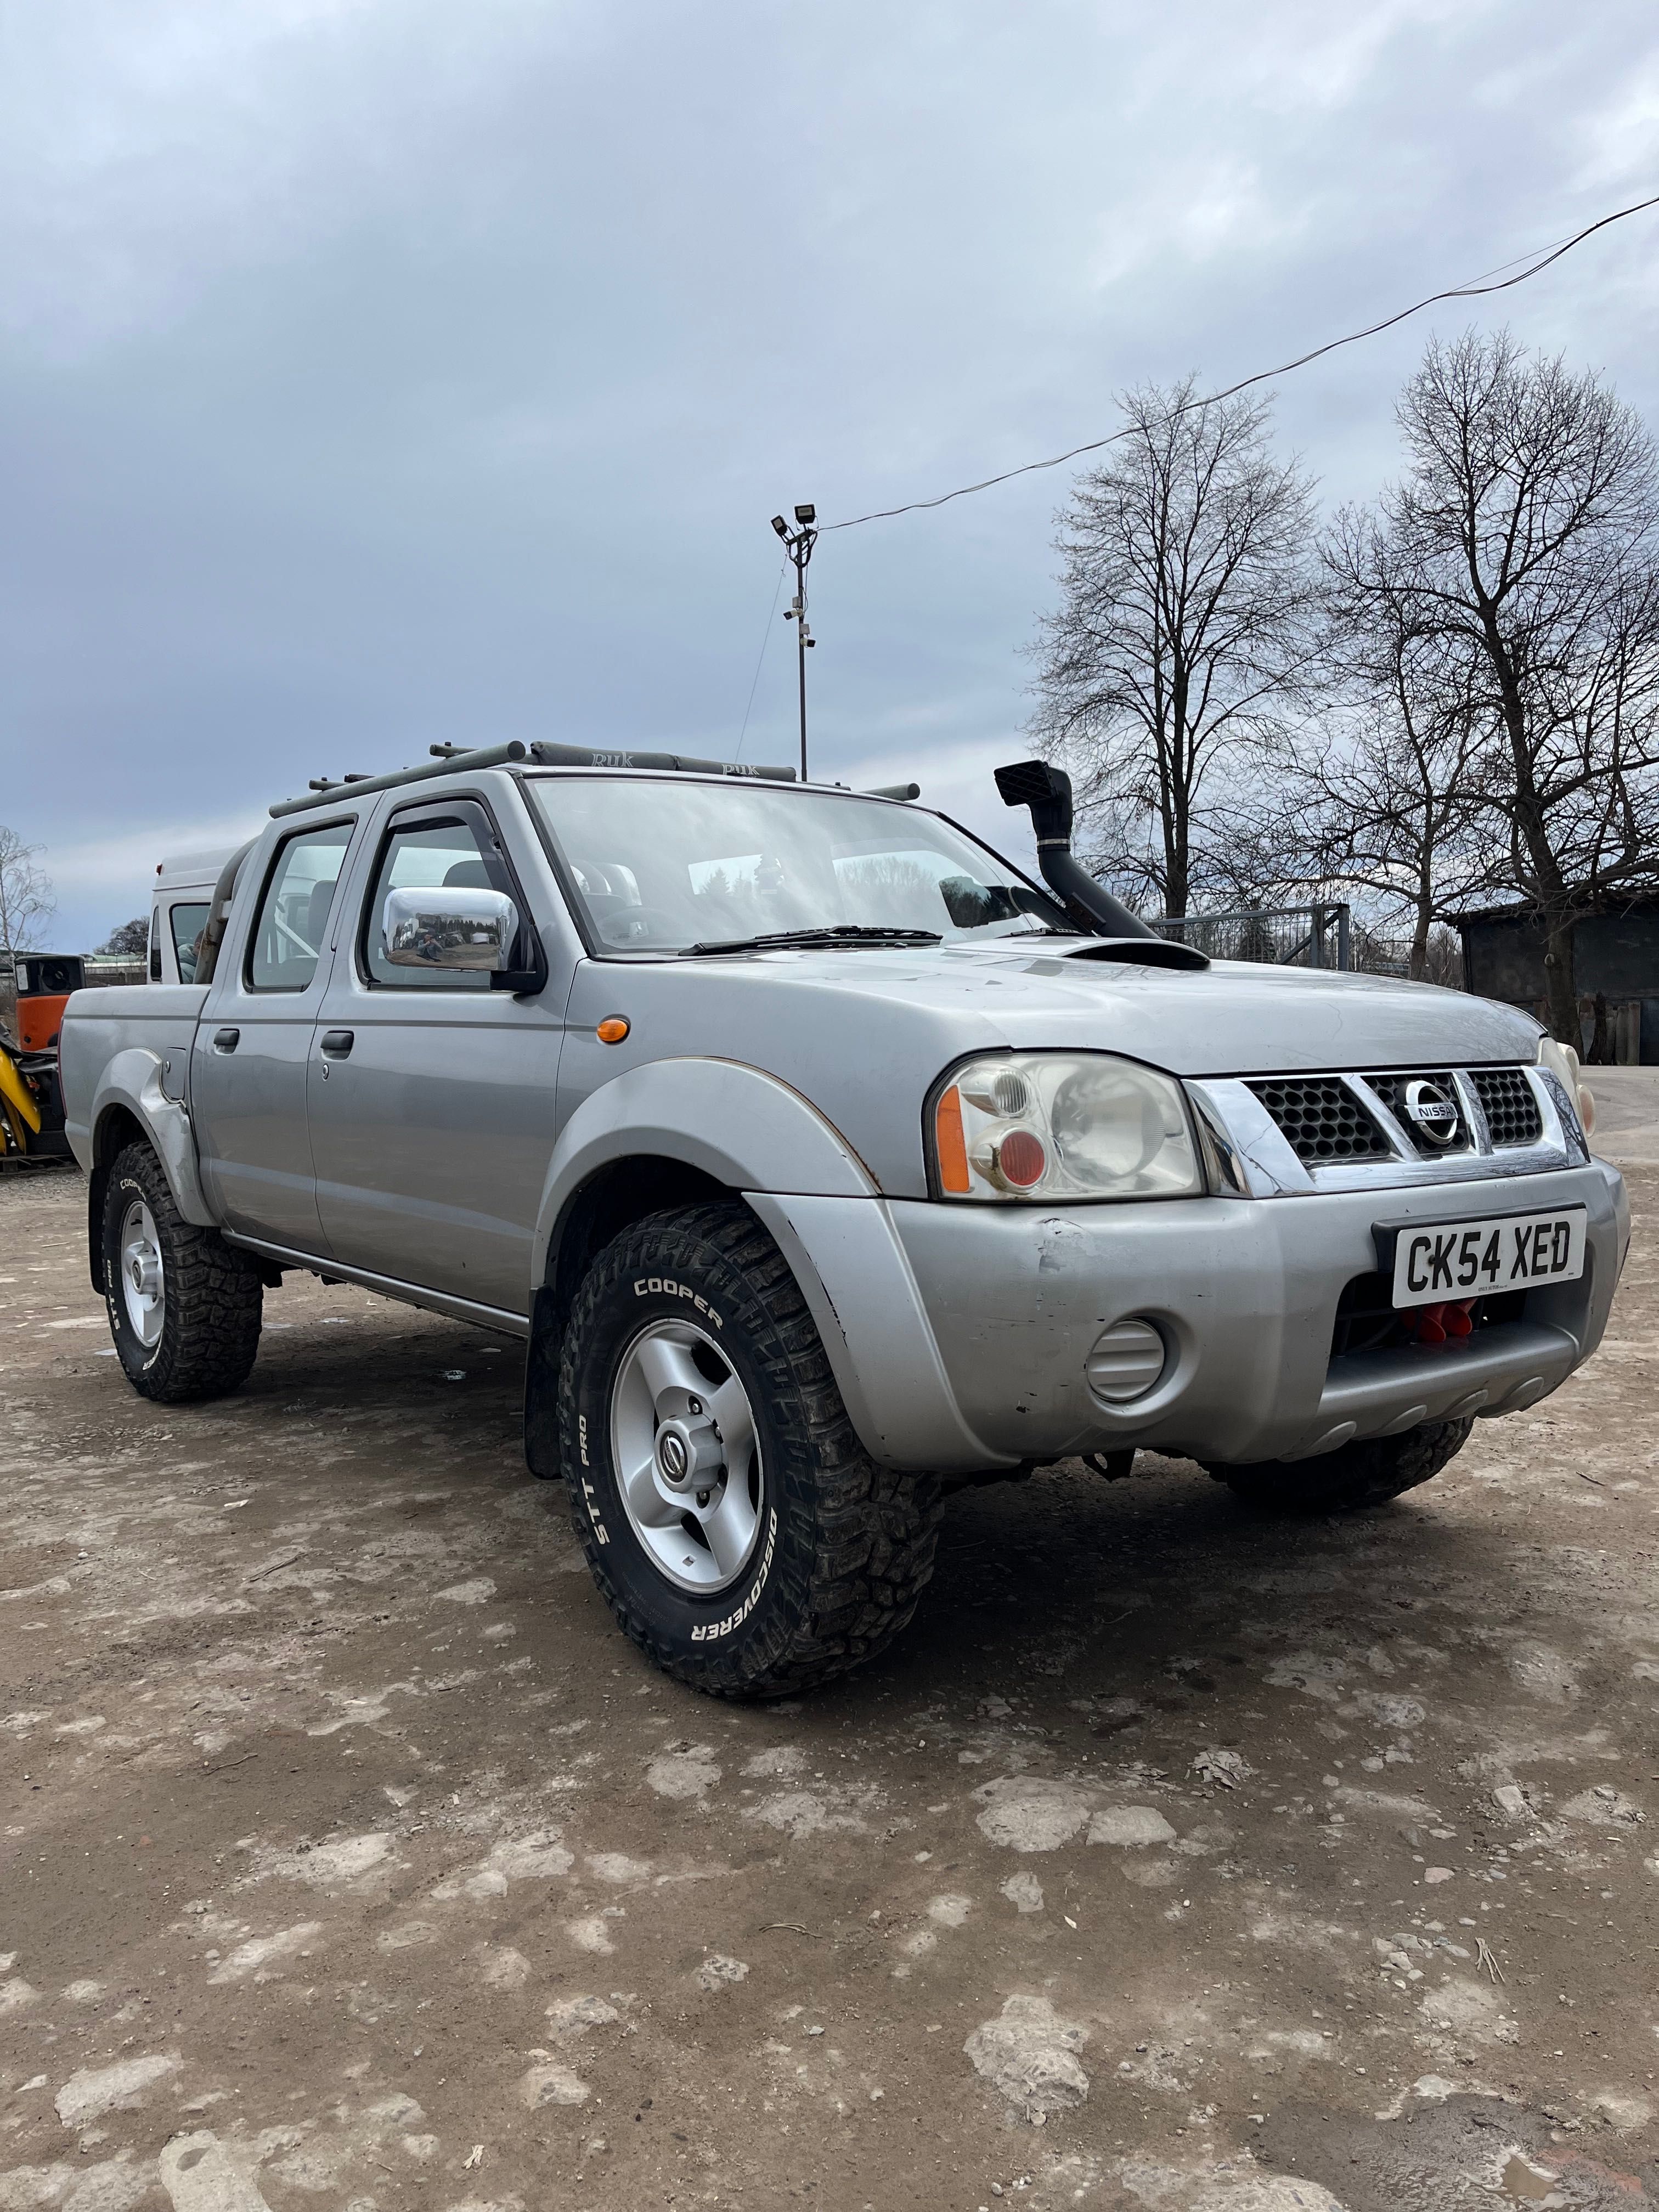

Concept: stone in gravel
[[1418, 1978, 1518, 2045], [973, 1778, 1091, 1852], [518, 2059, 589, 2107], [2, 2154, 154, 2211], [272, 1832, 394, 1888], [964, 1995, 1089, 2118], [1087, 1806, 1176, 1848], [1559, 1786, 1645, 1828], [55, 2053, 180, 2127], [547, 1994, 622, 2033], [1000, 1872, 1044, 1913], [586, 1853, 652, 1883], [159, 2130, 273, 2210], [645, 1743, 721, 1799], [566, 1916, 617, 1954], [742, 1746, 804, 1778], [743, 1789, 866, 1838], [692, 1955, 749, 1991], [207, 1922, 321, 1984], [377, 1921, 439, 1953], [477, 1944, 531, 1989], [1191, 1748, 1252, 1788]]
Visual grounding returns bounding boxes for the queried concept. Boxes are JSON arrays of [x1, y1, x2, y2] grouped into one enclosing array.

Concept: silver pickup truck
[[59, 742, 1627, 1697]]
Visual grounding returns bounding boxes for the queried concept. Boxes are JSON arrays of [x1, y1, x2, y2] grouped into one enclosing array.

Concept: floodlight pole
[[771, 505, 818, 781]]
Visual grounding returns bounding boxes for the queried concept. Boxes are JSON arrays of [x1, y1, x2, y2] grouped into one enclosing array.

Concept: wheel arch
[[84, 1053, 218, 1291], [530, 1056, 878, 1312], [87, 1101, 147, 1290], [544, 1154, 736, 1330]]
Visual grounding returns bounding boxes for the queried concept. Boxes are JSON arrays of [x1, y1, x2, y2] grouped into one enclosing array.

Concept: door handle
[[320, 1030, 355, 1059], [212, 1028, 240, 1053]]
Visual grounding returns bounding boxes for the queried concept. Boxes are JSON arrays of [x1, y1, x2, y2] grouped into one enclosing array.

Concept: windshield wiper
[[683, 924, 944, 957]]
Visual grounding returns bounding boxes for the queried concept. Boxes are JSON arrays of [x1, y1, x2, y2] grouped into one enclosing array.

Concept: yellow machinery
[[0, 1032, 45, 1156]]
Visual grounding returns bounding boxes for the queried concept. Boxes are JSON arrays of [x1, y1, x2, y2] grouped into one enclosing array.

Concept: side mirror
[[382, 885, 520, 973]]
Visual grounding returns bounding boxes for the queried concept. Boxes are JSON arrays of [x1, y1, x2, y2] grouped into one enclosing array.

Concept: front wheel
[[1204, 1416, 1474, 1514], [101, 1142, 263, 1402], [557, 1202, 943, 1698]]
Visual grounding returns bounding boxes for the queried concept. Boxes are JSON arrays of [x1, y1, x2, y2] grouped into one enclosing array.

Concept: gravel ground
[[2, 1109, 1657, 2212]]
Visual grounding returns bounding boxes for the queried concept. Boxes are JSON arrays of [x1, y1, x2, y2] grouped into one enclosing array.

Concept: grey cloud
[[2, 0, 1655, 945]]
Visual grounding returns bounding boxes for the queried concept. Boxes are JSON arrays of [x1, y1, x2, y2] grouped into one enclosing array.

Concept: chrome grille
[[1470, 1067, 1544, 1147], [1248, 1077, 1392, 1163], [1365, 1070, 1472, 1155]]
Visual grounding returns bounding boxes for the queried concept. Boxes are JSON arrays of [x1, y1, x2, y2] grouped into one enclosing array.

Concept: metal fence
[[1152, 902, 1353, 970]]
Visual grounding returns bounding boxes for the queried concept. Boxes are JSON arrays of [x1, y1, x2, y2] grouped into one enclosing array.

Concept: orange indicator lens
[[935, 1084, 970, 1193], [596, 1016, 630, 1045]]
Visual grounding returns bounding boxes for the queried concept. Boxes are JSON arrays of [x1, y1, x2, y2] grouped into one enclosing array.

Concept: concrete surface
[[2, 1149, 1656, 2212], [1584, 1068, 1659, 1167]]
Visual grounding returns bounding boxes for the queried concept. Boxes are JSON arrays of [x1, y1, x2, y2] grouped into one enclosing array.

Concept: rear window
[[246, 821, 354, 992]]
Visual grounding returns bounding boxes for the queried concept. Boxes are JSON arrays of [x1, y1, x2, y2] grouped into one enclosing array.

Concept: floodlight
[[771, 515, 789, 539], [794, 503, 816, 526]]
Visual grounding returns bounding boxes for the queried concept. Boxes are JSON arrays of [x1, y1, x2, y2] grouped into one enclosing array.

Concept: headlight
[[1536, 1036, 1596, 1138], [928, 1052, 1203, 1202]]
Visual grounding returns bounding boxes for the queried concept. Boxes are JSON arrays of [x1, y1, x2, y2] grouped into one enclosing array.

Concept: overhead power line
[[823, 190, 1659, 532]]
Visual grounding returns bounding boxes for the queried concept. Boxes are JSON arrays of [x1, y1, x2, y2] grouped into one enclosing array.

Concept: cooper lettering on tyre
[[556, 1201, 943, 1699], [100, 1141, 263, 1403]]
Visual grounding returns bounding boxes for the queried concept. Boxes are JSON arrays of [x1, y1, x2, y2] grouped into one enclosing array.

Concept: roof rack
[[271, 738, 803, 819], [271, 742, 529, 818], [527, 742, 796, 781]]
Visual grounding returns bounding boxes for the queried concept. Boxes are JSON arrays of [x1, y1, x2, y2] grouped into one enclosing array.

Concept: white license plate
[[1390, 1207, 1587, 1308]]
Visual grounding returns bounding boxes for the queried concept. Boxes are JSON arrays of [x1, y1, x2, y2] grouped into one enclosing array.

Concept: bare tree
[[1329, 329, 1659, 1040], [98, 917, 149, 957], [0, 826, 55, 952], [1028, 380, 1320, 919], [1282, 522, 1494, 978]]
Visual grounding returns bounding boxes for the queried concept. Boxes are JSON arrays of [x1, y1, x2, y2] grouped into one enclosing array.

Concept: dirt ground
[[2, 1090, 1657, 2212]]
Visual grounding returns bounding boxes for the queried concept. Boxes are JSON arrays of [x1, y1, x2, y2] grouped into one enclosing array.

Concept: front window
[[360, 807, 527, 989], [528, 776, 1060, 953]]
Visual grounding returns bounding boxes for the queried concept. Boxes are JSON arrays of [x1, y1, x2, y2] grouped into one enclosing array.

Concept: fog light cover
[[1086, 1318, 1166, 1403]]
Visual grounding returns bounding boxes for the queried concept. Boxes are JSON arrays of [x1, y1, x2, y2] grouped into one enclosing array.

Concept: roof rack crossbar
[[270, 742, 529, 818], [527, 742, 796, 782]]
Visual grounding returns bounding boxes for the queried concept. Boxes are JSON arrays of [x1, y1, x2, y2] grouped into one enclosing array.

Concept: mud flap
[[523, 1284, 563, 1480]]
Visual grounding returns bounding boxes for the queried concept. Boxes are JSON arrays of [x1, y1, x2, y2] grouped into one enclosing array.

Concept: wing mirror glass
[[382, 885, 520, 972]]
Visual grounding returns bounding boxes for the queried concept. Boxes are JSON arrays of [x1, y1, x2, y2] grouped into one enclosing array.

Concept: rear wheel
[[1204, 1417, 1474, 1514], [557, 1201, 944, 1698], [101, 1142, 263, 1401]]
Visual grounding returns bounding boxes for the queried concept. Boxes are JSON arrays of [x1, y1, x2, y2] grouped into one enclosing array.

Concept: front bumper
[[753, 1159, 1627, 1472]]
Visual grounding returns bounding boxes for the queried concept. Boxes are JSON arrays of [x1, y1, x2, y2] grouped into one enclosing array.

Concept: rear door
[[191, 815, 359, 1252], [306, 793, 573, 1316]]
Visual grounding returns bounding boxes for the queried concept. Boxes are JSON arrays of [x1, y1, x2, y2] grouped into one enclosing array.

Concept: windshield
[[527, 776, 1062, 953]]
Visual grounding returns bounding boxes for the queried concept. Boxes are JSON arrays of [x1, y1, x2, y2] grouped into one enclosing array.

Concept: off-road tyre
[[1204, 1417, 1474, 1514], [557, 1201, 944, 1699], [101, 1141, 263, 1402]]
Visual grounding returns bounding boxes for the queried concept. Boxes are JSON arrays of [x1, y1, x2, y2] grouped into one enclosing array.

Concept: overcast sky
[[3, 0, 1657, 949]]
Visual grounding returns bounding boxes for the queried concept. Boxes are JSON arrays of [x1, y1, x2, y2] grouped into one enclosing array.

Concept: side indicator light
[[935, 1084, 970, 1194], [596, 1017, 630, 1045]]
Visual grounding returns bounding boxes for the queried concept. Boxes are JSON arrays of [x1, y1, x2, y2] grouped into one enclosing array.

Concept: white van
[[149, 851, 233, 986]]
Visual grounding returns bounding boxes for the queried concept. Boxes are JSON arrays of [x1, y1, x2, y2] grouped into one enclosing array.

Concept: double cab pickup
[[59, 742, 1627, 1696]]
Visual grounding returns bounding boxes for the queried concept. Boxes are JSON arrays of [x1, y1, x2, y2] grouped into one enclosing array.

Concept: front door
[[306, 797, 571, 1317], [191, 815, 358, 1252]]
